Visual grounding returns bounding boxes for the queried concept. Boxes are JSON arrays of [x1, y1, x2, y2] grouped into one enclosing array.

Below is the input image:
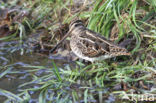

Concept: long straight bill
[[50, 30, 72, 53]]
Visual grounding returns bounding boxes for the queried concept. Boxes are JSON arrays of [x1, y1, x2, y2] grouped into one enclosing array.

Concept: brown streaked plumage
[[50, 20, 130, 62]]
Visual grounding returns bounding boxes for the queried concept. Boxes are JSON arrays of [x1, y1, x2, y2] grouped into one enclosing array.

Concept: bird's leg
[[91, 61, 96, 70]]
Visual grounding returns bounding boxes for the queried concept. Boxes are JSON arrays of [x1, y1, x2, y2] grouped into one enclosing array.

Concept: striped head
[[69, 20, 84, 31]]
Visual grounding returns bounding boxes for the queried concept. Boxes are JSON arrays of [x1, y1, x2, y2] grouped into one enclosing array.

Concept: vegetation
[[0, 0, 156, 102]]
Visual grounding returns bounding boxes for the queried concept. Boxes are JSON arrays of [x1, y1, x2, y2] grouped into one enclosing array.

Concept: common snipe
[[50, 20, 130, 62]]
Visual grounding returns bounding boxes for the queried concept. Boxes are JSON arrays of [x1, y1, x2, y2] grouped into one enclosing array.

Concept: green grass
[[0, 0, 156, 102]]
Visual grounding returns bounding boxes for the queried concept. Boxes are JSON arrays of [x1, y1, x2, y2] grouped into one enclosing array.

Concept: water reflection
[[0, 41, 69, 102], [0, 41, 126, 103]]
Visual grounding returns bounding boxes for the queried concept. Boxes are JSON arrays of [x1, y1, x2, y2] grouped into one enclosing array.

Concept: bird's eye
[[74, 24, 79, 27]]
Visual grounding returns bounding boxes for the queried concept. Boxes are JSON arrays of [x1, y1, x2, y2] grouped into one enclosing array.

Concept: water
[[0, 41, 69, 102], [0, 41, 129, 103]]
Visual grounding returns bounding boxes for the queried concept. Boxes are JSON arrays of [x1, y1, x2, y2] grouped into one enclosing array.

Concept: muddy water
[[0, 41, 70, 102], [0, 41, 128, 103]]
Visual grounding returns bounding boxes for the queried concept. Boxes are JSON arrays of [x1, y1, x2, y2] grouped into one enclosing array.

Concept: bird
[[50, 20, 130, 62]]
